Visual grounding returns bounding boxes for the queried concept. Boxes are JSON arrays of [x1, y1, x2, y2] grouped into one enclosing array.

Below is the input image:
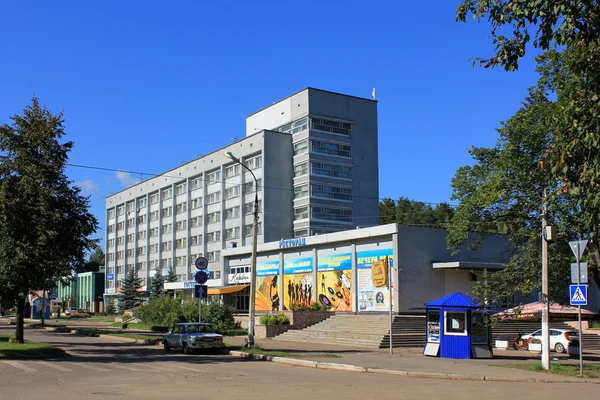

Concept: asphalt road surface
[[1, 326, 597, 400]]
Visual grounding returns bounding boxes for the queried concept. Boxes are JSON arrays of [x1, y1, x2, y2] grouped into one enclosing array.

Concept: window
[[212, 270, 221, 279], [225, 227, 240, 240], [137, 262, 146, 271], [191, 235, 203, 246], [245, 223, 262, 236], [116, 265, 123, 274], [311, 162, 352, 179], [108, 209, 116, 219], [137, 215, 146, 224], [244, 200, 262, 214], [246, 155, 262, 170], [311, 206, 352, 222], [162, 188, 172, 200], [207, 231, 221, 242], [162, 223, 172, 234], [108, 238, 115, 247], [127, 218, 135, 228], [225, 185, 240, 199], [117, 206, 124, 216], [207, 192, 221, 204], [150, 211, 159, 221], [293, 139, 308, 156], [225, 164, 240, 178], [176, 220, 187, 231], [444, 312, 467, 336], [127, 233, 135, 243], [150, 244, 158, 253], [117, 236, 124, 245], [191, 197, 202, 209], [207, 251, 220, 262], [226, 206, 240, 219], [149, 193, 159, 204], [108, 253, 114, 261], [277, 117, 308, 134], [127, 202, 135, 212], [191, 177, 202, 190], [162, 206, 172, 218], [176, 256, 187, 266], [176, 202, 187, 214], [137, 246, 146, 255], [176, 238, 187, 249], [150, 227, 159, 237], [161, 241, 172, 251], [117, 221, 124, 230], [294, 184, 309, 199], [191, 216, 203, 227], [161, 258, 172, 268], [311, 140, 351, 158], [176, 183, 187, 195], [127, 249, 135, 257], [207, 211, 221, 224], [311, 184, 352, 201], [138, 230, 146, 240], [245, 179, 262, 193], [294, 207, 309, 220], [311, 117, 352, 136], [207, 170, 221, 184], [294, 162, 308, 177], [294, 229, 309, 238], [137, 198, 147, 208], [117, 251, 124, 259], [108, 224, 115, 233]]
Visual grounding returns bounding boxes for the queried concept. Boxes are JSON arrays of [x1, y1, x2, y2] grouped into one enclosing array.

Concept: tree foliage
[[149, 270, 165, 300], [119, 268, 143, 311], [0, 98, 97, 342], [379, 197, 455, 227], [78, 246, 105, 273], [105, 297, 117, 315], [165, 266, 177, 283]]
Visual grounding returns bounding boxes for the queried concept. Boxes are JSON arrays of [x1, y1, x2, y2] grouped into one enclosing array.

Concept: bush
[[135, 296, 181, 327], [69, 312, 90, 318], [289, 302, 328, 311], [530, 338, 542, 344], [8, 335, 17, 343], [259, 313, 289, 325]]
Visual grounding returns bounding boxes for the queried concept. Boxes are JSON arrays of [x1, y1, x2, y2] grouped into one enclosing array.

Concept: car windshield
[[566, 331, 579, 336], [186, 324, 213, 333]]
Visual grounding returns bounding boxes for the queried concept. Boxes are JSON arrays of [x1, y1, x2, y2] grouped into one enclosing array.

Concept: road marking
[[110, 363, 145, 372], [2, 360, 37, 372], [164, 363, 210, 373], [69, 363, 109, 372], [36, 361, 73, 372]]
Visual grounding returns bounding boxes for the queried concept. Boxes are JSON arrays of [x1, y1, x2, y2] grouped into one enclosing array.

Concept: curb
[[228, 350, 600, 384]]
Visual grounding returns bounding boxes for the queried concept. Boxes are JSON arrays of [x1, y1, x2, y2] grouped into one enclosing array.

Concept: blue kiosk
[[423, 292, 492, 359]]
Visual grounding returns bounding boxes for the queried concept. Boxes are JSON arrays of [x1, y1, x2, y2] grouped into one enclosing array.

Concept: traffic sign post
[[195, 257, 208, 271], [195, 284, 208, 323], [568, 240, 587, 376]]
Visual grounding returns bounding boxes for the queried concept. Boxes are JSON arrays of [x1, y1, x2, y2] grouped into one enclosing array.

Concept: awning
[[431, 261, 504, 270], [208, 284, 249, 295]]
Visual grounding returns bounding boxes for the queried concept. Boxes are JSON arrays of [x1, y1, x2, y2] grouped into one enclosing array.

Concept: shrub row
[[259, 313, 290, 325]]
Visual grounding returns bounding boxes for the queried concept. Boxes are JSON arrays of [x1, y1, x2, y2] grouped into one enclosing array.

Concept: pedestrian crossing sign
[[570, 284, 587, 306]]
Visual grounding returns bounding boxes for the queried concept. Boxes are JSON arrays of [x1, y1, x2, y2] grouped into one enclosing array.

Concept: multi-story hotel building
[[104, 88, 379, 305]]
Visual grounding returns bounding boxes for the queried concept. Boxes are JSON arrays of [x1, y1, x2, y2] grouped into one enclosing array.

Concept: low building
[[55, 270, 105, 313]]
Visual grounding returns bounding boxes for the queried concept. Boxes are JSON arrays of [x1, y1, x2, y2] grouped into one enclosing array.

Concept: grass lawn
[[502, 362, 600, 379], [51, 316, 115, 322], [0, 335, 65, 359], [224, 344, 340, 359], [74, 328, 162, 342]]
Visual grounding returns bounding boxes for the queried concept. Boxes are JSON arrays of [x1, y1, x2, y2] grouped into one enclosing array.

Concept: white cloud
[[76, 179, 99, 193], [115, 171, 140, 188]]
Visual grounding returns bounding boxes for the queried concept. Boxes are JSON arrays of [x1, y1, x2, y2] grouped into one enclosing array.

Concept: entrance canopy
[[207, 284, 249, 295], [431, 261, 504, 271]]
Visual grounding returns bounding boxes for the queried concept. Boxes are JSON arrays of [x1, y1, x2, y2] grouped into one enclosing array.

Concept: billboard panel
[[357, 248, 393, 312], [317, 253, 352, 312]]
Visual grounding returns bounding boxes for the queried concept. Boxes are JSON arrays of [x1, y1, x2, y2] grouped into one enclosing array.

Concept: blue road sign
[[570, 284, 587, 306], [194, 284, 208, 299], [194, 271, 208, 285], [50, 293, 57, 300], [107, 273, 115, 281]]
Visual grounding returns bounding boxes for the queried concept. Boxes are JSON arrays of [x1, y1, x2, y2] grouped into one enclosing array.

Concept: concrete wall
[[246, 90, 309, 136]]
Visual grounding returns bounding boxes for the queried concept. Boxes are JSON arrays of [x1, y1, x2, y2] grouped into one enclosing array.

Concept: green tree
[[149, 270, 165, 300], [0, 98, 97, 343], [79, 246, 105, 273], [105, 297, 117, 315], [379, 197, 455, 227], [119, 269, 143, 311], [165, 266, 177, 283]]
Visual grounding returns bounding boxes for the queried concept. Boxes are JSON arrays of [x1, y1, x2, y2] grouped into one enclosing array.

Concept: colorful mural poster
[[283, 257, 314, 310], [255, 260, 280, 311], [357, 248, 394, 312], [317, 253, 353, 312]]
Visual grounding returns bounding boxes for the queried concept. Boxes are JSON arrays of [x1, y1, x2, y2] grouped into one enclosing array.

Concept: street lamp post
[[224, 151, 259, 347]]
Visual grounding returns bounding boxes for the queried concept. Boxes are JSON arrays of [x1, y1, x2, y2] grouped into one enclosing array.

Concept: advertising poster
[[283, 257, 314, 310], [255, 260, 280, 311], [317, 253, 352, 312], [427, 309, 441, 343], [357, 248, 393, 312]]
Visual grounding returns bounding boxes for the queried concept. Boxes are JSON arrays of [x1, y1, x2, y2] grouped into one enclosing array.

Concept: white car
[[163, 323, 224, 354], [521, 329, 579, 353]]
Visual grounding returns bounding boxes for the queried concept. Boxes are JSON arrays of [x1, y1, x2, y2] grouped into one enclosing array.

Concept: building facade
[[104, 88, 380, 302]]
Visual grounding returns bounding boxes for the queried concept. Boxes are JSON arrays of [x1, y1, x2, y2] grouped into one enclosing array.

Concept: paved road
[[1, 326, 598, 400]]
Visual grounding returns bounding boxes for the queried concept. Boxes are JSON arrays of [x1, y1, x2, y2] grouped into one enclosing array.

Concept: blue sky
[[0, 1, 541, 249]]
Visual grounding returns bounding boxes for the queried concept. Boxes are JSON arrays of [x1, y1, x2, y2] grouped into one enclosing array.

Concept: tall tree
[[379, 197, 455, 227], [165, 266, 178, 283], [79, 246, 105, 273], [0, 98, 97, 342], [149, 270, 165, 300], [119, 268, 143, 311]]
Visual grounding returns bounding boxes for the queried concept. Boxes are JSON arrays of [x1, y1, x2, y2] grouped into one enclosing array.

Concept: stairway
[[379, 316, 426, 348], [273, 313, 392, 349]]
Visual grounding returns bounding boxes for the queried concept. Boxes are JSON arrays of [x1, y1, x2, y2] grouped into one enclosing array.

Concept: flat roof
[[246, 87, 377, 119]]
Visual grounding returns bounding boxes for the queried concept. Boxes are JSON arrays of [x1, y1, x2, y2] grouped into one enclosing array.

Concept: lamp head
[[224, 151, 238, 162]]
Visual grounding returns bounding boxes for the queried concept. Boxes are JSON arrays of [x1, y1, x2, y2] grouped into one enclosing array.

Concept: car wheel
[[163, 341, 170, 352], [554, 343, 565, 353], [182, 343, 192, 355]]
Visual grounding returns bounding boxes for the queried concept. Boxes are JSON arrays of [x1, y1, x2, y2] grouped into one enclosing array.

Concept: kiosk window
[[444, 312, 467, 336], [427, 310, 440, 343]]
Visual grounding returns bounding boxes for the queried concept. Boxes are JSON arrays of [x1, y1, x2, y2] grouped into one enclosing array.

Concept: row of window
[[293, 139, 351, 158], [293, 183, 352, 201], [277, 116, 351, 137], [293, 161, 352, 179], [293, 206, 352, 222]]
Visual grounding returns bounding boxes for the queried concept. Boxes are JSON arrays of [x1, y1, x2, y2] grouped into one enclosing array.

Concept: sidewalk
[[224, 336, 600, 384]]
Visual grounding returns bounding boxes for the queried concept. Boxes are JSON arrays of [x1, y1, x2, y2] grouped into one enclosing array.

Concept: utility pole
[[541, 189, 551, 370]]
